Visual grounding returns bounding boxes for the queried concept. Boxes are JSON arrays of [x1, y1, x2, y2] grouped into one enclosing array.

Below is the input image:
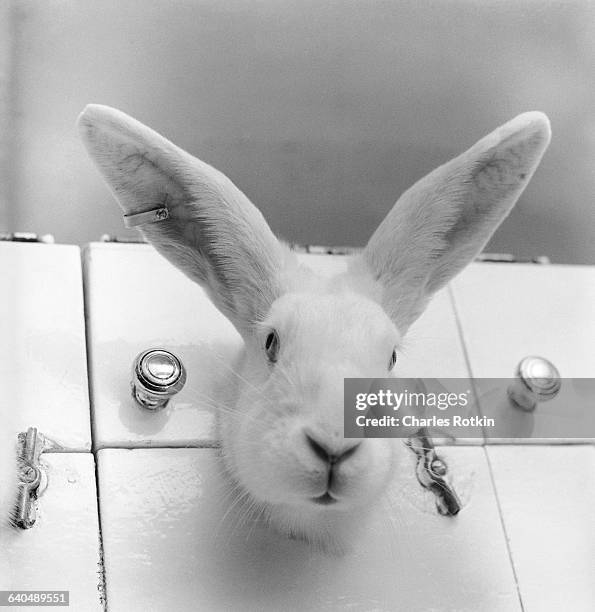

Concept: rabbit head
[[78, 106, 550, 552]]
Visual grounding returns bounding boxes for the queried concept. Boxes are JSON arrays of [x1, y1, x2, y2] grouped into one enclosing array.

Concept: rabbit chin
[[220, 447, 393, 555], [265, 492, 381, 555], [220, 466, 382, 555], [268, 489, 392, 555]]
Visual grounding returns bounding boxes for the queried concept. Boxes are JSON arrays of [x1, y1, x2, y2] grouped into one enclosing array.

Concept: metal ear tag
[[15, 427, 60, 529], [123, 206, 170, 229], [407, 427, 461, 516]]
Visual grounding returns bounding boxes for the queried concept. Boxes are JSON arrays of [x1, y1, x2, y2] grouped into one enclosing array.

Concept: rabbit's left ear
[[359, 112, 551, 333], [78, 105, 291, 336]]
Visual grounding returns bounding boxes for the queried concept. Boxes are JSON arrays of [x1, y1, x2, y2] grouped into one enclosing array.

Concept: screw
[[431, 459, 447, 476], [20, 465, 40, 485]]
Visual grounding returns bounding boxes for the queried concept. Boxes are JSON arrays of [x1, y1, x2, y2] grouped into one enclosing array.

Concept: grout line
[[448, 283, 525, 611], [447, 283, 491, 442], [94, 442, 222, 451], [446, 284, 474, 379], [80, 246, 108, 612], [80, 246, 98, 453], [92, 453, 108, 612], [483, 447, 525, 612]]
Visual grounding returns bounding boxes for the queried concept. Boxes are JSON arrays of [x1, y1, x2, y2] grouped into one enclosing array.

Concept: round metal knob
[[507, 356, 561, 412], [131, 349, 186, 410]]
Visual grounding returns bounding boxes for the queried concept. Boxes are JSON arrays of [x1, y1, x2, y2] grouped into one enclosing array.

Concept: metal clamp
[[0, 232, 55, 243], [123, 207, 169, 229], [474, 253, 550, 264], [406, 427, 461, 516], [15, 427, 59, 529]]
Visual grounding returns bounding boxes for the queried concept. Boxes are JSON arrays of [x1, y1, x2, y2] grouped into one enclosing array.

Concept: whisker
[[216, 485, 252, 547], [204, 348, 265, 398], [380, 490, 415, 559], [180, 386, 265, 428]]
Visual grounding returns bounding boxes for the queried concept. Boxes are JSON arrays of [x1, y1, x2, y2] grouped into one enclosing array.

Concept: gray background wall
[[2, 0, 595, 263]]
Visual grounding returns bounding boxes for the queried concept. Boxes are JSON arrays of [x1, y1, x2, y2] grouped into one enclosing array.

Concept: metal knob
[[507, 356, 561, 412], [131, 349, 186, 410]]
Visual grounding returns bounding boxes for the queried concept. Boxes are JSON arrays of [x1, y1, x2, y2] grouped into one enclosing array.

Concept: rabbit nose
[[304, 431, 361, 464]]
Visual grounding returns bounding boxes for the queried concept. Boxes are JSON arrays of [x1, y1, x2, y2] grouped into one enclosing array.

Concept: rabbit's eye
[[388, 347, 397, 371], [265, 329, 280, 363]]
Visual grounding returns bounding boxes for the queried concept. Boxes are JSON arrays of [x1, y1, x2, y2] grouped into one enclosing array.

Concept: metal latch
[[0, 232, 55, 243], [15, 427, 59, 529], [406, 427, 461, 516], [99, 234, 147, 243], [475, 252, 550, 264], [289, 244, 363, 255]]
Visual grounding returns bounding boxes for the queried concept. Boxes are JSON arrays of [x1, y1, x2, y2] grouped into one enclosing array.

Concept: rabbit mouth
[[311, 492, 337, 506]]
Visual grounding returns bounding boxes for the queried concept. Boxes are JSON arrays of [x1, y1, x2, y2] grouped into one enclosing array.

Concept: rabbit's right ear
[[78, 105, 291, 336], [358, 112, 551, 333]]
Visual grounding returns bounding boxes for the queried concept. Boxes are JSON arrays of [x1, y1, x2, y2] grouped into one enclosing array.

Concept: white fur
[[78, 105, 550, 553]]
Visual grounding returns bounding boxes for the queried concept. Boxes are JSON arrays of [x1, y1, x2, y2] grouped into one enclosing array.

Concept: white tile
[[487, 445, 595, 611], [0, 243, 91, 450], [396, 286, 470, 378], [452, 262, 595, 377], [83, 242, 242, 448], [452, 263, 595, 443], [98, 446, 519, 612], [0, 453, 103, 610], [393, 287, 479, 444]]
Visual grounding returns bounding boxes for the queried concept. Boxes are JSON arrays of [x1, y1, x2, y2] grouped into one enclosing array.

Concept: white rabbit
[[78, 105, 550, 553]]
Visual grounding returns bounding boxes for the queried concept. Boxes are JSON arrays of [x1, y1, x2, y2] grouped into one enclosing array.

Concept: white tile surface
[[0, 243, 91, 450], [452, 263, 595, 377], [98, 446, 520, 612], [83, 242, 243, 448], [85, 243, 472, 448], [487, 445, 595, 612], [396, 286, 469, 379], [452, 263, 595, 443], [0, 453, 103, 610]]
